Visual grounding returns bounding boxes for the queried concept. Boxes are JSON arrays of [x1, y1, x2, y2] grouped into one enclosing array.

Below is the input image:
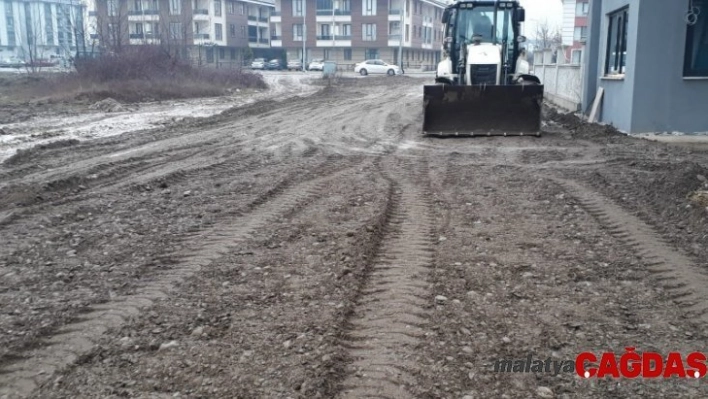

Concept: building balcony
[[128, 9, 159, 15], [247, 15, 257, 21], [130, 33, 144, 39], [316, 35, 353, 40], [389, 34, 401, 40], [194, 33, 210, 39], [316, 9, 351, 15], [270, 15, 281, 22], [271, 11, 281, 16], [259, 38, 269, 44], [316, 40, 352, 47], [258, 16, 268, 22], [389, 9, 401, 14], [271, 39, 282, 47], [248, 36, 257, 42], [271, 35, 281, 40]]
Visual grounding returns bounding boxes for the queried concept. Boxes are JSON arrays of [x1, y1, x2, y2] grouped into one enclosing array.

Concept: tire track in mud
[[553, 178, 708, 322], [337, 156, 435, 399], [0, 156, 369, 399]]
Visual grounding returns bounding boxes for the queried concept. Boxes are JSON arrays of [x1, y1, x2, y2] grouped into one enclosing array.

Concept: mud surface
[[2, 76, 708, 398]]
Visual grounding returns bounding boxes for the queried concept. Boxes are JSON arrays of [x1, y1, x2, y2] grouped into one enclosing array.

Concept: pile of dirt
[[545, 106, 629, 143], [3, 139, 80, 166], [88, 98, 127, 112]]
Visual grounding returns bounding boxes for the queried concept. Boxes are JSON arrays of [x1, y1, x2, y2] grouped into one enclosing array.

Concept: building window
[[363, 0, 375, 16], [324, 49, 331, 59], [169, 22, 183, 39], [215, 0, 222, 16], [206, 48, 214, 63], [571, 49, 582, 64], [605, 7, 628, 76], [574, 26, 588, 42], [170, 0, 181, 14], [44, 4, 54, 45], [215, 23, 223, 40], [405, 24, 409, 41], [365, 48, 378, 59], [317, 0, 332, 11], [685, 0, 708, 77], [239, 3, 245, 14], [342, 24, 351, 37], [344, 48, 352, 60], [293, 0, 303, 17], [230, 48, 236, 59], [576, 1, 589, 16], [227, 0, 234, 14], [108, 0, 118, 16], [229, 23, 236, 37], [219, 47, 225, 59], [293, 23, 304, 40], [362, 23, 376, 41], [320, 23, 330, 38]]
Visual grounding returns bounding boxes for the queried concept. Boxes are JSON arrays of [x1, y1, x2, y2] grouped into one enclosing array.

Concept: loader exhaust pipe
[[423, 84, 543, 137]]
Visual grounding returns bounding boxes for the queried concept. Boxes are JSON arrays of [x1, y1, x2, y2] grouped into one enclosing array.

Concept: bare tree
[[94, 0, 129, 54], [534, 19, 562, 50], [19, 2, 48, 73]]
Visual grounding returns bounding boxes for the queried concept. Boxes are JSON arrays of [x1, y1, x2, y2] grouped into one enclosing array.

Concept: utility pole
[[398, 0, 405, 70], [302, 1, 306, 70]]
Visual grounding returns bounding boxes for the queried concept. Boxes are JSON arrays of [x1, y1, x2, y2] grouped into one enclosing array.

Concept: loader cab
[[441, 1, 526, 82]]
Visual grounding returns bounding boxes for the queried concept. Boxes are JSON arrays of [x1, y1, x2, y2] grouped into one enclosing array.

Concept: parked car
[[265, 59, 283, 70], [251, 58, 266, 70], [308, 59, 325, 71], [0, 58, 26, 68], [287, 60, 303, 71], [354, 59, 401, 76]]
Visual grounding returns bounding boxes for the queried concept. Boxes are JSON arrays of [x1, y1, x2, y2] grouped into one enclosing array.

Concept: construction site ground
[[2, 73, 708, 399]]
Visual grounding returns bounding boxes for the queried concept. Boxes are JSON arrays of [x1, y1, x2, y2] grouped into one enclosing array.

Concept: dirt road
[[2, 76, 708, 398]]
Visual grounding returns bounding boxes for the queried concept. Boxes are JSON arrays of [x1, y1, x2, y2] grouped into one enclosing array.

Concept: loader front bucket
[[423, 84, 544, 136]]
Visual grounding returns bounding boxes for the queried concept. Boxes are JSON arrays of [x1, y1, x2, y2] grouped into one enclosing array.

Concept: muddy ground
[[2, 75, 708, 398]]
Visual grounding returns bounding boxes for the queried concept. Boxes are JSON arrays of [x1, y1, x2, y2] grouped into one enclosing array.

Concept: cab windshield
[[454, 6, 514, 44]]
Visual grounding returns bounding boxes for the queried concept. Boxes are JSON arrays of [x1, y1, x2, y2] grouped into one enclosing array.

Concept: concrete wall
[[584, 0, 708, 134], [534, 50, 583, 112]]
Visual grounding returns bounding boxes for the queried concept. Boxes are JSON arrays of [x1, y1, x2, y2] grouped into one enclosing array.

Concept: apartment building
[[87, 0, 275, 64], [270, 0, 447, 68], [0, 0, 87, 61], [561, 0, 588, 64]]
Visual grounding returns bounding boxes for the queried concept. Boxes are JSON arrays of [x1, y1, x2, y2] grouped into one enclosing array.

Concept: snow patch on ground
[[0, 73, 317, 162]]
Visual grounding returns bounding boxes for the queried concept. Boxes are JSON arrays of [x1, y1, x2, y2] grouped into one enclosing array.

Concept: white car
[[354, 60, 401, 76], [308, 59, 324, 71], [251, 58, 266, 70]]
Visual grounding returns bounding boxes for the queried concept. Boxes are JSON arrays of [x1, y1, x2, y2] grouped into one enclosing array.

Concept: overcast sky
[[518, 0, 564, 37]]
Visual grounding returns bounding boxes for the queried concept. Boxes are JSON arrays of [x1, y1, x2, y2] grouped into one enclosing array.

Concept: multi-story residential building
[[87, 0, 275, 65], [270, 0, 447, 69], [561, 0, 588, 64], [0, 0, 87, 62]]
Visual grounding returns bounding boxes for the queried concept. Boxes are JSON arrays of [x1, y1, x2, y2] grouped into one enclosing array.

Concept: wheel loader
[[423, 0, 544, 137]]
